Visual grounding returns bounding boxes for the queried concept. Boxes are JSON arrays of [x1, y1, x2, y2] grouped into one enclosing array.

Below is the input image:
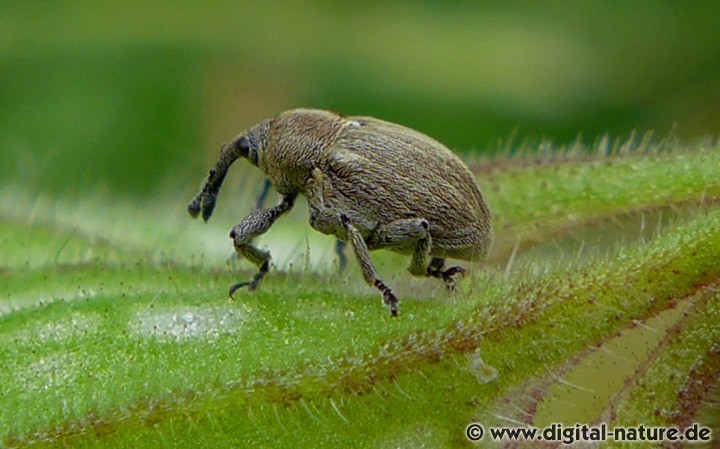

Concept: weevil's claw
[[228, 280, 257, 299], [229, 262, 268, 299], [442, 266, 466, 282], [390, 303, 398, 317], [428, 265, 466, 290]]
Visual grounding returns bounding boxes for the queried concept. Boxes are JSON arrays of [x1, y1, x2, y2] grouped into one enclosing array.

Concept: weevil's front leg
[[228, 194, 296, 297], [340, 214, 399, 317], [228, 179, 274, 265]]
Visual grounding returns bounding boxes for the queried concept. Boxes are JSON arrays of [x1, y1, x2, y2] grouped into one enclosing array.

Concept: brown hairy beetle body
[[188, 109, 492, 316]]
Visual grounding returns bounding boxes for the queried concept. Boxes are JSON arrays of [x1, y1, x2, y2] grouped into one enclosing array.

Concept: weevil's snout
[[188, 144, 233, 222], [187, 188, 218, 222], [187, 199, 201, 218], [188, 121, 270, 223]]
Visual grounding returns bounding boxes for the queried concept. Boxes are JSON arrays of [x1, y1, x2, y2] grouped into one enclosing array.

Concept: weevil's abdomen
[[324, 116, 492, 260]]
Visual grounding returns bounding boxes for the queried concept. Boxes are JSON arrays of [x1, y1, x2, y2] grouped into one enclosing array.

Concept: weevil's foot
[[229, 262, 269, 299], [374, 279, 399, 317], [442, 266, 466, 282], [229, 280, 255, 299], [429, 266, 466, 290], [228, 274, 262, 301], [228, 277, 263, 299], [385, 291, 399, 317], [229, 260, 270, 300]]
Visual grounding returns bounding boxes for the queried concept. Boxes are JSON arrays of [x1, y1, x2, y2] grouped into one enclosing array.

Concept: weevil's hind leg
[[335, 239, 348, 273], [340, 214, 398, 317], [367, 219, 466, 290], [228, 195, 295, 298], [426, 257, 466, 290], [366, 218, 433, 277]]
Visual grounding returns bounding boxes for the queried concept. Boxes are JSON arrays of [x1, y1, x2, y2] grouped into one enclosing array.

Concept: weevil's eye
[[236, 136, 251, 156]]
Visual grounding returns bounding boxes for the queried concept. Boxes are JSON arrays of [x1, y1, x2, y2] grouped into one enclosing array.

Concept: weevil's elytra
[[188, 108, 492, 316]]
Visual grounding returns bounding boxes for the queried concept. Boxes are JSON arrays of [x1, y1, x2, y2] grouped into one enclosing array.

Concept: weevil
[[188, 109, 492, 317]]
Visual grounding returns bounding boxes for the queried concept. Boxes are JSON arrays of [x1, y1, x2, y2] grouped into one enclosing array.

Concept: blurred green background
[[2, 1, 720, 197]]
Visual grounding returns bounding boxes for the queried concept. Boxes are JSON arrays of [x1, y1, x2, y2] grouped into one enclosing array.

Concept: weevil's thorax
[[259, 109, 345, 195]]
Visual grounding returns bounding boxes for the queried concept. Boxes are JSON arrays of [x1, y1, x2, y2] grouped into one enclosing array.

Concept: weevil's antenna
[[188, 143, 243, 222]]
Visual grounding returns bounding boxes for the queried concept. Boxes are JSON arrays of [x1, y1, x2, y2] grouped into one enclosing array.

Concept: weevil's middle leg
[[340, 214, 398, 317], [229, 179, 275, 265]]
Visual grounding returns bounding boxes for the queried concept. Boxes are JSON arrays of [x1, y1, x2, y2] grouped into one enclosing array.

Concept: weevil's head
[[227, 118, 273, 167], [188, 118, 274, 222]]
